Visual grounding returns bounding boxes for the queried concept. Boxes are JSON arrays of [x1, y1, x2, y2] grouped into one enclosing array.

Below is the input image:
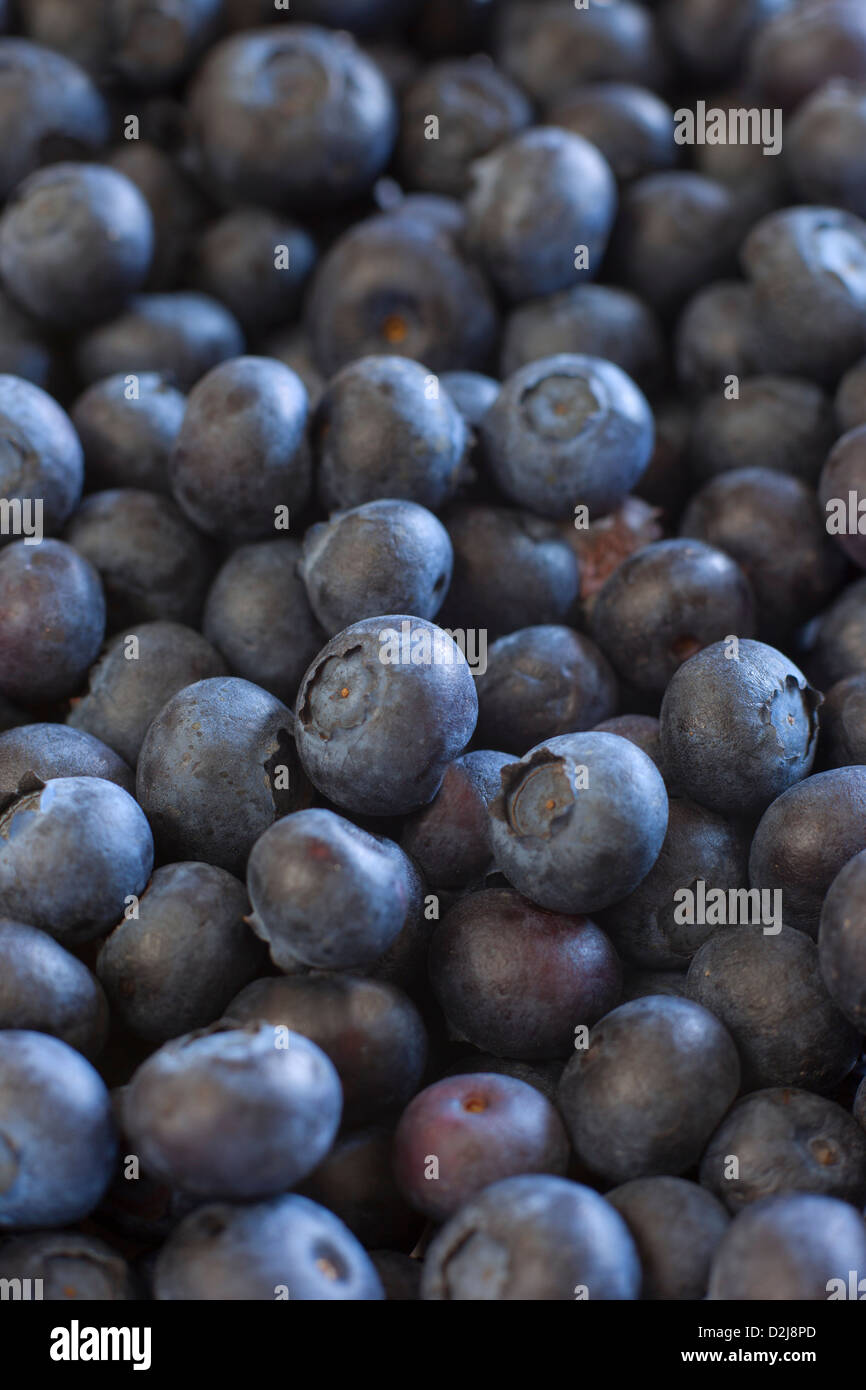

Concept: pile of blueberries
[[1, 0, 866, 1304]]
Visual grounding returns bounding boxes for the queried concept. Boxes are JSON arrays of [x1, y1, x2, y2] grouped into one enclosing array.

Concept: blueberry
[[299, 1127, 423, 1252], [749, 769, 866, 939], [246, 808, 422, 973], [547, 82, 678, 185], [0, 918, 108, 1060], [0, 1029, 116, 1230], [123, 1022, 342, 1200], [700, 1088, 866, 1213], [421, 1174, 641, 1301], [621, 969, 688, 1003], [566, 493, 665, 624], [68, 620, 227, 766], [225, 972, 427, 1130], [673, 281, 762, 397], [192, 209, 317, 337], [592, 714, 666, 782], [835, 354, 866, 433], [820, 674, 866, 767], [400, 749, 516, 889], [170, 356, 310, 542], [443, 1054, 565, 1105], [690, 377, 836, 489], [480, 354, 655, 520], [489, 732, 669, 915], [0, 723, 133, 806], [659, 639, 821, 816], [97, 862, 266, 1043], [476, 626, 618, 754], [153, 1195, 384, 1300], [394, 1073, 569, 1222], [188, 26, 397, 210], [786, 79, 866, 218], [202, 540, 325, 707], [0, 1230, 135, 1300], [661, 0, 782, 80], [686, 926, 860, 1092], [313, 356, 467, 513], [136, 676, 304, 876], [805, 575, 866, 687], [429, 886, 622, 1059], [818, 848, 866, 1030], [856, 1078, 866, 1132], [0, 775, 153, 945], [819, 425, 866, 569], [589, 539, 756, 695], [437, 370, 499, 427], [494, 0, 665, 105], [0, 289, 54, 387], [20, 0, 222, 88], [0, 539, 104, 704], [600, 797, 751, 971], [109, 141, 209, 293], [294, 616, 478, 817], [606, 1177, 730, 1301], [262, 327, 325, 409], [500, 284, 667, 397], [439, 504, 580, 640], [464, 127, 617, 303], [71, 371, 185, 494], [398, 56, 531, 198], [0, 163, 153, 328], [749, 0, 866, 111], [0, 39, 109, 201], [707, 1193, 866, 1300], [290, 0, 419, 32], [369, 1250, 421, 1301], [65, 488, 214, 632], [0, 374, 84, 541], [304, 211, 498, 376], [75, 292, 245, 392]]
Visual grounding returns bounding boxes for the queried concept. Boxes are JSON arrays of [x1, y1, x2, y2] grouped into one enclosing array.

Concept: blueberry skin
[[71, 371, 185, 494], [489, 732, 669, 916], [299, 1127, 423, 1252], [547, 82, 678, 185], [835, 354, 866, 433], [464, 127, 617, 304], [422, 1175, 641, 1301], [820, 674, 866, 767], [171, 356, 310, 542], [819, 424, 866, 568], [75, 291, 245, 392], [741, 206, 866, 383], [154, 1195, 383, 1301], [192, 208, 317, 337], [0, 163, 153, 328], [246, 808, 420, 972], [294, 616, 478, 817], [819, 848, 866, 1030], [123, 1023, 342, 1200], [806, 575, 866, 687], [662, 0, 782, 81], [689, 377, 836, 488], [593, 714, 666, 782], [0, 288, 54, 387], [314, 356, 467, 513], [500, 283, 667, 397], [0, 1029, 117, 1230], [686, 926, 860, 1093], [557, 996, 741, 1183], [0, 39, 109, 201], [400, 749, 516, 889], [438, 371, 499, 427], [399, 57, 531, 198], [0, 1230, 135, 1300], [480, 354, 654, 520], [304, 211, 498, 377], [606, 1177, 729, 1301], [0, 723, 132, 808], [136, 676, 303, 876], [673, 281, 762, 397], [97, 862, 266, 1044], [700, 1088, 866, 1214], [0, 918, 108, 1060], [443, 1054, 564, 1105], [439, 505, 580, 640], [589, 539, 756, 696], [225, 972, 427, 1130], [600, 797, 751, 971], [749, 769, 866, 939], [659, 639, 821, 816], [563, 493, 665, 625], [188, 26, 397, 211], [67, 620, 228, 766], [108, 141, 209, 295], [707, 1193, 866, 1300], [429, 887, 622, 1059], [0, 776, 153, 945], [749, 0, 866, 111], [682, 468, 846, 638], [202, 540, 324, 708], [856, 1078, 866, 1132], [786, 79, 866, 219], [300, 499, 453, 637], [476, 626, 618, 755], [0, 539, 105, 704], [65, 488, 214, 633], [0, 374, 83, 543]]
